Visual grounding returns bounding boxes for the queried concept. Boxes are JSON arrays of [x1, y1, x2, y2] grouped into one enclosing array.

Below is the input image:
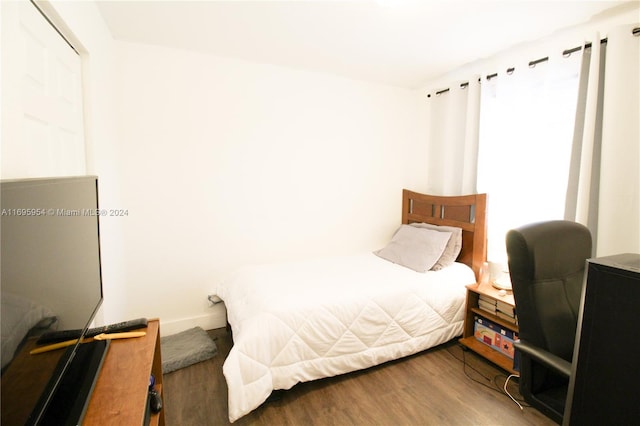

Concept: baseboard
[[159, 309, 227, 337]]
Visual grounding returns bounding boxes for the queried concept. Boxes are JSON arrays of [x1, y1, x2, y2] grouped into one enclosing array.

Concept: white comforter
[[216, 253, 475, 422]]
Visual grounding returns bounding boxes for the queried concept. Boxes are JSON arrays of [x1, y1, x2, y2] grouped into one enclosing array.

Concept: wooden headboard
[[401, 189, 487, 281]]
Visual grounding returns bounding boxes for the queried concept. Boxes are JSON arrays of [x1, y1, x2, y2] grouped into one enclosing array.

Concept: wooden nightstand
[[459, 283, 518, 374]]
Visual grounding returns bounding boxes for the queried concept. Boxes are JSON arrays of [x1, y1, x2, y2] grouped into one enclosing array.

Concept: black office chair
[[505, 220, 592, 424]]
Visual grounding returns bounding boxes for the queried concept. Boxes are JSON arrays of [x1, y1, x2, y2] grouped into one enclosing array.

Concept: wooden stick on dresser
[[29, 331, 146, 355]]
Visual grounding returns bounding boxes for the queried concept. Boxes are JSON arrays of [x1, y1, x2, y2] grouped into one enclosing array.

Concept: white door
[[1, 1, 85, 179]]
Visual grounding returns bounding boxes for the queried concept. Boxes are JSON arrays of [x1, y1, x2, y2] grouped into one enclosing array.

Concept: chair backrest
[[506, 220, 592, 362]]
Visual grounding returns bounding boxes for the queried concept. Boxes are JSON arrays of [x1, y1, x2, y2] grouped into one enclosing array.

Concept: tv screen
[[1, 176, 105, 424]]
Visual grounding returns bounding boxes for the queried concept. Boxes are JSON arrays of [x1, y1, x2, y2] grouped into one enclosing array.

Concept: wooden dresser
[[84, 318, 164, 425], [1, 319, 164, 425]]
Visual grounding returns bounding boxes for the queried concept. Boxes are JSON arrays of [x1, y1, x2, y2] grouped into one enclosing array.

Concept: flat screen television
[[1, 176, 107, 425]]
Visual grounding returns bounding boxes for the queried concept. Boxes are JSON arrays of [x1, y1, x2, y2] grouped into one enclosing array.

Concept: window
[[476, 55, 582, 264]]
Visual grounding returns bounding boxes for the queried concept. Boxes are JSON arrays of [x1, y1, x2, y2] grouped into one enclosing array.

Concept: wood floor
[[162, 328, 556, 426]]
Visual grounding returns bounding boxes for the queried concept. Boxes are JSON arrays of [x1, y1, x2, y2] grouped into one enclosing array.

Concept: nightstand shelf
[[459, 282, 518, 375]]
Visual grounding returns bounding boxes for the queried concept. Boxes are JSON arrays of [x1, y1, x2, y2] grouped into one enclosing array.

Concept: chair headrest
[[506, 220, 592, 281]]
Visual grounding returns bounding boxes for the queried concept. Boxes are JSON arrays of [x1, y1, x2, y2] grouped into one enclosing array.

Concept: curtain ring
[[506, 67, 515, 75], [633, 27, 640, 37], [562, 46, 583, 58], [529, 57, 548, 68]]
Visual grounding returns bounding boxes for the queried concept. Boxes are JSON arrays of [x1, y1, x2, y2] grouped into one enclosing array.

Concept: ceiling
[[95, 0, 635, 88]]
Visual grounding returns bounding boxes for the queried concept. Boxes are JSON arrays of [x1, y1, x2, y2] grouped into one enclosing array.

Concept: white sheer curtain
[[597, 24, 640, 255], [566, 24, 640, 256], [425, 78, 480, 195], [476, 54, 582, 264]]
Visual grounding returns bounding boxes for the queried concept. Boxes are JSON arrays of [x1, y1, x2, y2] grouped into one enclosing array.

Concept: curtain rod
[[427, 36, 615, 98]]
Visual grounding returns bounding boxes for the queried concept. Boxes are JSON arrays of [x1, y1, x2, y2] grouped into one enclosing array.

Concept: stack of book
[[478, 294, 497, 315], [496, 299, 518, 325]]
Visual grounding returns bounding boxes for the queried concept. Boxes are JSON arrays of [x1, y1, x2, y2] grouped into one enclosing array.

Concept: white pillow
[[375, 225, 452, 272], [410, 223, 463, 270]]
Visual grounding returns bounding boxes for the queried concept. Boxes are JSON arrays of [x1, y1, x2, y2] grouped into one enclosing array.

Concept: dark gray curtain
[[564, 42, 606, 255]]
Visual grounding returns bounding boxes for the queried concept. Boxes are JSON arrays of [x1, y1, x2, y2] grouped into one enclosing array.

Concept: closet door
[[1, 1, 85, 179]]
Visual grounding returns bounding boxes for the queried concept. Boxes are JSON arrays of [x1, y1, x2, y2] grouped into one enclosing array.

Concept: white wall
[[112, 42, 427, 333]]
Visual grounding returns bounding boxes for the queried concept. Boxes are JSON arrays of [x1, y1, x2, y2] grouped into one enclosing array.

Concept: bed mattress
[[216, 253, 475, 422]]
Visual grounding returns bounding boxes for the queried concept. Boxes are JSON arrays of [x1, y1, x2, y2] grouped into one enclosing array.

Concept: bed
[[215, 190, 487, 422]]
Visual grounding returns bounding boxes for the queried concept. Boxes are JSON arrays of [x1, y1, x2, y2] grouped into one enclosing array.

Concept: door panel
[[1, 1, 85, 178]]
